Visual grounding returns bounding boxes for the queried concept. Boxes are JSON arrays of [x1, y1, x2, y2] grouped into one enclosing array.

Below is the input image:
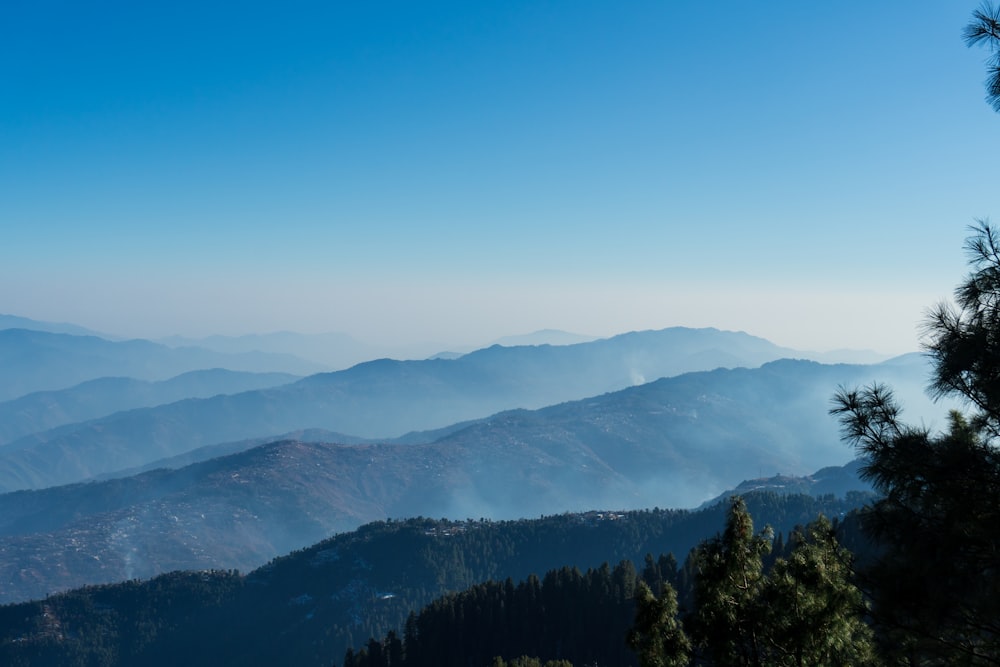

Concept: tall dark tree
[[925, 220, 1000, 432], [685, 498, 877, 666], [761, 516, 879, 667], [833, 221, 1000, 664], [965, 2, 1000, 112], [689, 496, 772, 667], [627, 580, 691, 667]]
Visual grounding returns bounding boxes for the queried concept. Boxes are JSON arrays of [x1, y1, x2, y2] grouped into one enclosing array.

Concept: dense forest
[[0, 493, 867, 666], [346, 499, 874, 667]]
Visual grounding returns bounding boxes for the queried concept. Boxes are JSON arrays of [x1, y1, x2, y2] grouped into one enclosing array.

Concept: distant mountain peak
[[489, 329, 599, 347], [0, 315, 111, 338]]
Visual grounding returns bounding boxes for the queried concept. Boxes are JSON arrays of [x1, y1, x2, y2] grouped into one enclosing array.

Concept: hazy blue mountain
[[0, 369, 300, 446], [0, 336, 939, 495], [95, 423, 472, 480], [0, 437, 486, 602], [0, 329, 329, 400], [798, 348, 894, 364], [491, 328, 598, 346], [162, 329, 601, 368], [91, 428, 373, 480], [157, 330, 376, 370], [0, 357, 943, 602], [0, 433, 867, 607], [0, 493, 868, 663], [0, 313, 110, 338], [0, 327, 846, 491], [412, 357, 942, 512], [429, 329, 600, 359], [696, 459, 873, 508]]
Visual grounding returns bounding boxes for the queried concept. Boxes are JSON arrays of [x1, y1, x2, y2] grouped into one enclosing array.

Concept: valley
[[0, 318, 918, 606]]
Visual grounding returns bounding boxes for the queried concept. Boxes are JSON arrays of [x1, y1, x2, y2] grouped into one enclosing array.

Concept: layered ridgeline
[[0, 492, 868, 667], [0, 359, 914, 603], [0, 323, 930, 607], [0, 357, 930, 603], [0, 324, 806, 404], [0, 369, 301, 446], [0, 328, 327, 401], [0, 325, 815, 492], [0, 331, 922, 494], [0, 444, 870, 604]]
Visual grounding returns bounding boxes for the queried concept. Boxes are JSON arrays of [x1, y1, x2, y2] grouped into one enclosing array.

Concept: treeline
[[345, 220, 1000, 667], [346, 499, 874, 667], [0, 493, 869, 667], [0, 570, 245, 667], [346, 561, 644, 667]]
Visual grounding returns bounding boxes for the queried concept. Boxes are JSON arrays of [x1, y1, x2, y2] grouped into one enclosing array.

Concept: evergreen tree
[[965, 1, 1000, 112], [385, 630, 404, 667], [489, 657, 574, 667], [761, 516, 879, 667], [684, 499, 877, 666], [627, 580, 691, 667], [689, 496, 772, 667], [642, 553, 664, 595], [832, 222, 1000, 664]]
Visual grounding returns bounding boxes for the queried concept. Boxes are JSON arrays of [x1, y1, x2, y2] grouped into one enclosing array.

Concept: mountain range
[[0, 369, 299, 446], [0, 492, 872, 666], [0, 356, 934, 603], [0, 327, 911, 493], [156, 328, 604, 369], [0, 316, 936, 610], [0, 328, 327, 401]]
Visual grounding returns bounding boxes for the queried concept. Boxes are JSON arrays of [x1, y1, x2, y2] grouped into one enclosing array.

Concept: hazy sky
[[3, 1, 998, 353]]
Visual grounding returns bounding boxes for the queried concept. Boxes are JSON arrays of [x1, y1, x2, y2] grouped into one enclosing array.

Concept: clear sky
[[2, 1, 998, 354]]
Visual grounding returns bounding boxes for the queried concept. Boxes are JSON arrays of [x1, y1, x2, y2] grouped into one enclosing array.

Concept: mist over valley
[[0, 316, 940, 606]]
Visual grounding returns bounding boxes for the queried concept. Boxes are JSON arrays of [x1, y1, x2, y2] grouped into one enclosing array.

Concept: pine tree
[[683, 498, 878, 666], [832, 222, 1000, 664], [689, 496, 772, 667], [642, 553, 664, 596], [761, 516, 879, 667], [965, 1, 1000, 112], [627, 580, 691, 667]]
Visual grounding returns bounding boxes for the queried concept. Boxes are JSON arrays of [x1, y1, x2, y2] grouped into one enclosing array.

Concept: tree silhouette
[[833, 222, 1000, 664], [627, 580, 690, 667], [685, 498, 876, 666], [965, 2, 1000, 112], [689, 497, 772, 667], [761, 516, 878, 666]]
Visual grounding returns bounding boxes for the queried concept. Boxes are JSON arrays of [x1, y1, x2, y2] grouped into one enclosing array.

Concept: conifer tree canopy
[[627, 580, 690, 667], [965, 1, 1000, 112], [685, 497, 876, 666], [832, 221, 1000, 664]]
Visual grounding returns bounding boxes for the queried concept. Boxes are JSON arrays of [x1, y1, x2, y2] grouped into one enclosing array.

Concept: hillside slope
[[0, 329, 326, 400], [0, 369, 299, 446], [0, 358, 928, 602], [0, 331, 927, 492], [0, 493, 868, 666]]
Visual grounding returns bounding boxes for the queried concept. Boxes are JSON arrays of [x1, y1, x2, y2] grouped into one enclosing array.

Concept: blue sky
[[2, 1, 998, 353]]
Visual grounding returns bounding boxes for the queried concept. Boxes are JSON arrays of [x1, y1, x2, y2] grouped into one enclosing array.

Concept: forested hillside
[[0, 327, 880, 494], [0, 492, 866, 667], [348, 499, 875, 667]]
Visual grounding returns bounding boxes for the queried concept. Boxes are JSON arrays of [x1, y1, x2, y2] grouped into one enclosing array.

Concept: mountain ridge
[[0, 327, 842, 492], [0, 492, 872, 665], [0, 328, 328, 401], [0, 358, 938, 603], [0, 369, 300, 447]]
